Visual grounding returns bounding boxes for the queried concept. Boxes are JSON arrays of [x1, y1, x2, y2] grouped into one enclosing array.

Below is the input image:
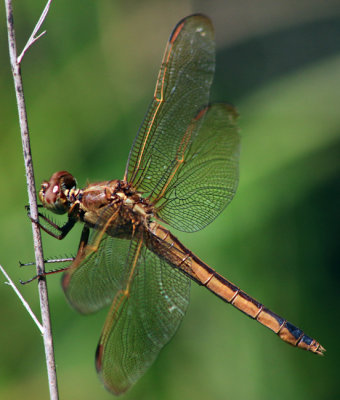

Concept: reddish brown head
[[39, 171, 77, 214]]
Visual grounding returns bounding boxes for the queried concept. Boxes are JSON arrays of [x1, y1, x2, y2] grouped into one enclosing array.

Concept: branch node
[[17, 0, 52, 64]]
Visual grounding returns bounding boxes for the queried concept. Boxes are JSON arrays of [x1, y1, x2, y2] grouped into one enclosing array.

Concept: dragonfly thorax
[[40, 171, 155, 234], [79, 178, 155, 235]]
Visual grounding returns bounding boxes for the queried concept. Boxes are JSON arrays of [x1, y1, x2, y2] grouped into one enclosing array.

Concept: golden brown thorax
[[39, 171, 154, 236]]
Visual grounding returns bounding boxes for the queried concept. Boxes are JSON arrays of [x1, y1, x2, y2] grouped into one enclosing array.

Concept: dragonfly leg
[[26, 204, 78, 240], [19, 255, 75, 284], [20, 265, 71, 285], [22, 213, 88, 286], [76, 226, 90, 255], [19, 257, 75, 268], [61, 226, 89, 289]]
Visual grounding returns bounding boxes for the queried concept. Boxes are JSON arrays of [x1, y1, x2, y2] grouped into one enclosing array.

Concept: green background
[[0, 1, 339, 399]]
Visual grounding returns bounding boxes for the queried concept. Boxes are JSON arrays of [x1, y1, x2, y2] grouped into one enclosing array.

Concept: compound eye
[[39, 171, 76, 214], [60, 173, 77, 191]]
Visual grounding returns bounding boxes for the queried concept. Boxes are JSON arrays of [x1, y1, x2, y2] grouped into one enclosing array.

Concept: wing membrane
[[96, 239, 190, 395], [62, 233, 135, 314], [62, 204, 190, 395], [62, 201, 140, 313], [125, 15, 215, 202], [156, 103, 240, 232]]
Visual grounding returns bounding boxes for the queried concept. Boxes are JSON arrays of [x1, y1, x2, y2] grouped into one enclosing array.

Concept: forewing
[[156, 103, 240, 232], [125, 14, 215, 201], [96, 239, 190, 395]]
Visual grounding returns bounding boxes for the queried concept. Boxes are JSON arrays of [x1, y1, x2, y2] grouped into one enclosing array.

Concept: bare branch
[[4, 1, 59, 399], [17, 0, 53, 64], [0, 264, 43, 334]]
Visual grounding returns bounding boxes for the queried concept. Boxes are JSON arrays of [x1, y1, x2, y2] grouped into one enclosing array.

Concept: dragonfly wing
[[95, 237, 190, 395], [62, 232, 134, 314], [156, 103, 240, 232], [62, 198, 145, 314], [125, 15, 215, 201], [125, 15, 240, 232]]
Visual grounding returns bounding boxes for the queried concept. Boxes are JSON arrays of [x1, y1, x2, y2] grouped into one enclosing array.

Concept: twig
[[4, 1, 59, 399], [17, 0, 53, 64], [0, 264, 43, 334]]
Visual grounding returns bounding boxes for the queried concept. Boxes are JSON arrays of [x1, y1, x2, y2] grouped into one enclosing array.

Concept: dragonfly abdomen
[[149, 222, 325, 355], [205, 273, 325, 354]]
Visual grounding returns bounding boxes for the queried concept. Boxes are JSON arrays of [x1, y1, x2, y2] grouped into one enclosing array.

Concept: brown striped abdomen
[[148, 222, 325, 355]]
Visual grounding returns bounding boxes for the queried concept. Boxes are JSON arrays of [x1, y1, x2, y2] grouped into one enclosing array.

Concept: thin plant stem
[[0, 264, 43, 334], [17, 0, 53, 63], [4, 1, 59, 399]]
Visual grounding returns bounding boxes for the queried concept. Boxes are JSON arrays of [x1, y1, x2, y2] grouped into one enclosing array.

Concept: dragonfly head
[[39, 171, 77, 214]]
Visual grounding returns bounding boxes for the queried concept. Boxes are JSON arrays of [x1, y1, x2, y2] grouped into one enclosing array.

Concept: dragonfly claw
[[19, 260, 36, 267], [20, 275, 40, 285]]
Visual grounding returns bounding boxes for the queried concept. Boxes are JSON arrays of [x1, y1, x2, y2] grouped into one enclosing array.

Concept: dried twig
[[0, 264, 43, 333], [4, 0, 59, 399], [18, 0, 53, 64]]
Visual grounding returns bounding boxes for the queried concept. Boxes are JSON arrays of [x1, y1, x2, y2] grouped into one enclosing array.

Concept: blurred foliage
[[0, 1, 339, 399]]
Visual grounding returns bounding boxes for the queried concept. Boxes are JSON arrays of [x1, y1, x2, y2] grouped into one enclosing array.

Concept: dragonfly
[[35, 14, 324, 395]]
